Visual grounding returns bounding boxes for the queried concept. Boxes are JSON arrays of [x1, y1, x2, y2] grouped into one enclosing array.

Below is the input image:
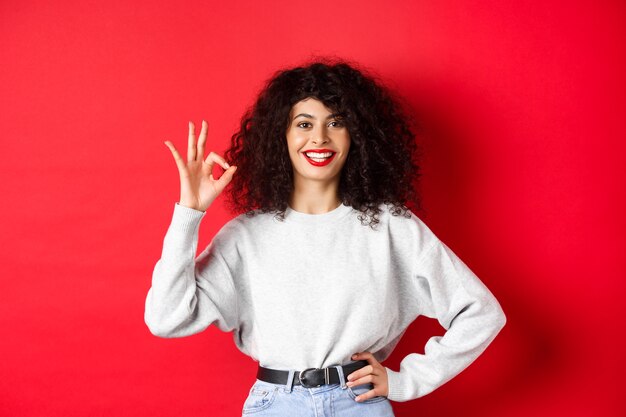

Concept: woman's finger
[[346, 373, 374, 387], [187, 121, 197, 162], [346, 364, 374, 382], [352, 351, 377, 364], [197, 120, 208, 161], [354, 388, 379, 403], [204, 151, 231, 171], [164, 141, 186, 174]]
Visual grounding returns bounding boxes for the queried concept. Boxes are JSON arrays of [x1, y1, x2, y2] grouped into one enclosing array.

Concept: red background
[[1, 1, 624, 416]]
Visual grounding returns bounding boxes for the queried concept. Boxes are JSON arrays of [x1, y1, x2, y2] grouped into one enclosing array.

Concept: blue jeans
[[241, 364, 395, 416]]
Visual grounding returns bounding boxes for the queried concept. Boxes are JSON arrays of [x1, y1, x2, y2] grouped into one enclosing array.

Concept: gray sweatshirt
[[144, 202, 506, 402]]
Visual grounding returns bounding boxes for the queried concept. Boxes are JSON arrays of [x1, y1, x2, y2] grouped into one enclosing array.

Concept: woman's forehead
[[290, 98, 335, 117]]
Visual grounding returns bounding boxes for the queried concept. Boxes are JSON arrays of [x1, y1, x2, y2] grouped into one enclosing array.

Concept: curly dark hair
[[223, 57, 423, 229]]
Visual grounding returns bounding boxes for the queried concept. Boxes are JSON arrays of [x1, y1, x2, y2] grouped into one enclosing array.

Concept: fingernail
[[224, 162, 230, 168]]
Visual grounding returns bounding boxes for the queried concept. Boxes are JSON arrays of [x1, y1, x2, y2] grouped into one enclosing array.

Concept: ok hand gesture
[[164, 120, 237, 212]]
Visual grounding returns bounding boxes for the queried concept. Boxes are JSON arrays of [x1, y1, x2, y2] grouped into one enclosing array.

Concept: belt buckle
[[299, 367, 330, 388]]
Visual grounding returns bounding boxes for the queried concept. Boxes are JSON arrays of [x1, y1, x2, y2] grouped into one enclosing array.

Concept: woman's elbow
[[144, 312, 176, 338], [492, 302, 507, 332]]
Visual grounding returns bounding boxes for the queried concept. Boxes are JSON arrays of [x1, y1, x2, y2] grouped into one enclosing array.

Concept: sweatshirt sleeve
[[144, 203, 239, 338], [384, 237, 507, 402]]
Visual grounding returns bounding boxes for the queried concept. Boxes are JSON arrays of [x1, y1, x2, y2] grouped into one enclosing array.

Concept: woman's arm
[[385, 237, 507, 402], [144, 202, 239, 338]]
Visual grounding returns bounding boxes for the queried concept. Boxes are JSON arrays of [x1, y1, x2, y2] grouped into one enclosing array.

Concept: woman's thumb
[[218, 165, 237, 186]]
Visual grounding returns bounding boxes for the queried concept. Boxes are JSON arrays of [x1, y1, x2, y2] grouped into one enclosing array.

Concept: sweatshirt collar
[[284, 202, 354, 224]]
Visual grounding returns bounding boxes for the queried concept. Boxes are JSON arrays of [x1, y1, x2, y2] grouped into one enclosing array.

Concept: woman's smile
[[302, 148, 337, 166]]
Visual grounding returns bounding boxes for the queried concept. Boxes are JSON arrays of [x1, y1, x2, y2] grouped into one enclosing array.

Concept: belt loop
[[285, 369, 295, 393], [334, 365, 348, 389]]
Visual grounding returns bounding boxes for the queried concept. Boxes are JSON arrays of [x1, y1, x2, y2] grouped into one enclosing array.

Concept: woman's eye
[[296, 120, 344, 128]]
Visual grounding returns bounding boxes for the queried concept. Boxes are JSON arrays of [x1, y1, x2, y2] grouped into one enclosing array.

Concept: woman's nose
[[311, 127, 329, 144]]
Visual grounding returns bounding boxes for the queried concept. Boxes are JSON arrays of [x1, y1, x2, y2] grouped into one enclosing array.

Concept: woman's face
[[285, 98, 351, 188]]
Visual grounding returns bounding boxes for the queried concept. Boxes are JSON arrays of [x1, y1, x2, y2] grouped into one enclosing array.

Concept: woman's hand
[[164, 120, 237, 212], [346, 351, 389, 401]]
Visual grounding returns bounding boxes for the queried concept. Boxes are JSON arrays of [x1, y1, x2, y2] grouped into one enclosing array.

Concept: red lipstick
[[302, 149, 337, 167]]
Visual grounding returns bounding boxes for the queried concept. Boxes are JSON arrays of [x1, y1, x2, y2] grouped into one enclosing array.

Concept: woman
[[144, 59, 507, 416]]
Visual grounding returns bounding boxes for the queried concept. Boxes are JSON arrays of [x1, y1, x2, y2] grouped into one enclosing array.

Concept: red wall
[[1, 1, 624, 416]]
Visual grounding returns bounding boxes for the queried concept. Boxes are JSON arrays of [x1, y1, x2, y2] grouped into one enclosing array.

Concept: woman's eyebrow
[[293, 113, 341, 120]]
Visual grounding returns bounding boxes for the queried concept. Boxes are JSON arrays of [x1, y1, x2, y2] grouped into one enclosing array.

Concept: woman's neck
[[288, 179, 342, 214]]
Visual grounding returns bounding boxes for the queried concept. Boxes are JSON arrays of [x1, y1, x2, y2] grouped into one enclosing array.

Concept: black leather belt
[[257, 360, 369, 388]]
